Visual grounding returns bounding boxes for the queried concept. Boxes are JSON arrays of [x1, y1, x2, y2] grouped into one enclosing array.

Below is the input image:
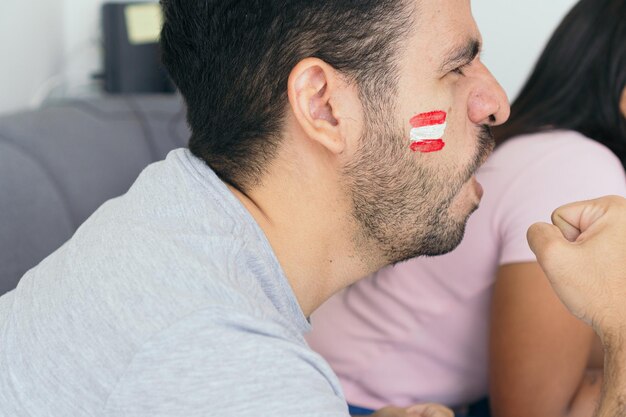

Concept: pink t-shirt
[[307, 131, 626, 409]]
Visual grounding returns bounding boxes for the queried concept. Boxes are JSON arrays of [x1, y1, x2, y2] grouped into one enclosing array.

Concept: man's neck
[[227, 168, 381, 317]]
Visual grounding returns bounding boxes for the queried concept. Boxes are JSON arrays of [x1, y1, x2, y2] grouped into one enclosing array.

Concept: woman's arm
[[489, 262, 602, 417]]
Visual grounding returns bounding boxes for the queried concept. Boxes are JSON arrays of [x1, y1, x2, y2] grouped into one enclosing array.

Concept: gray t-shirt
[[0, 149, 348, 417]]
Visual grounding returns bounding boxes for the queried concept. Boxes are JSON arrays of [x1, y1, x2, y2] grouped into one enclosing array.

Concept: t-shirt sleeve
[[103, 308, 349, 417], [496, 139, 626, 266]]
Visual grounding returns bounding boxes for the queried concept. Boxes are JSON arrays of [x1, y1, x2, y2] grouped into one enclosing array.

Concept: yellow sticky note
[[125, 3, 164, 45]]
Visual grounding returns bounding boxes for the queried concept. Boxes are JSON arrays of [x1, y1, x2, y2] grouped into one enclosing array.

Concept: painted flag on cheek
[[409, 111, 447, 153]]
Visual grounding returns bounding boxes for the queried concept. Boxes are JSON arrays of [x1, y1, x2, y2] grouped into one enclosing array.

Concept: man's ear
[[287, 58, 347, 155]]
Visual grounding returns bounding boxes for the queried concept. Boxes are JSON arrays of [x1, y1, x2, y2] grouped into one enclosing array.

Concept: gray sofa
[[0, 95, 189, 296]]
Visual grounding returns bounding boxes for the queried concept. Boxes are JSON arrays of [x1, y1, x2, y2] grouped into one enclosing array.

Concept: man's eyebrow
[[439, 38, 481, 72]]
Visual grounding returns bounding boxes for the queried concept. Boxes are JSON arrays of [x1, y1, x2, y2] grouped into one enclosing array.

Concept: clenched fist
[[527, 195, 626, 341]]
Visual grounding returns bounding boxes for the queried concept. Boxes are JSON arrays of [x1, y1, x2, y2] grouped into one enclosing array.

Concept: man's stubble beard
[[343, 107, 495, 267]]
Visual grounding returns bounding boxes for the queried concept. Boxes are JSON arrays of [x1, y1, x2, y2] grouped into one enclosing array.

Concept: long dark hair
[[493, 0, 626, 169]]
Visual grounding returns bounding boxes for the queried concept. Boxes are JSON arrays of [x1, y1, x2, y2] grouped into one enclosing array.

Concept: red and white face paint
[[409, 111, 447, 153]]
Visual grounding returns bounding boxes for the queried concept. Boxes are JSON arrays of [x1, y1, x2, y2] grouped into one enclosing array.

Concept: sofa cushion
[[0, 95, 189, 295]]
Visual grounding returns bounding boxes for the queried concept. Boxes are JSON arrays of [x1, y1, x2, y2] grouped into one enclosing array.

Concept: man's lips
[[472, 176, 484, 200]]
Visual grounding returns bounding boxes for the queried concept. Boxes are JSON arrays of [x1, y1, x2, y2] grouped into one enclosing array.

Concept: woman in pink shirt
[[307, 0, 626, 416]]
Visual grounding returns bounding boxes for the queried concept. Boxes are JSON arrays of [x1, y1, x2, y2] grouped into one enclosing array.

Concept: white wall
[[0, 0, 65, 114], [473, 0, 579, 101], [0, 0, 155, 115], [61, 0, 105, 95], [0, 0, 579, 115]]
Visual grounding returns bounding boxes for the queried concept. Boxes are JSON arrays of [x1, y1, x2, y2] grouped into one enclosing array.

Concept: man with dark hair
[[0, 1, 509, 416]]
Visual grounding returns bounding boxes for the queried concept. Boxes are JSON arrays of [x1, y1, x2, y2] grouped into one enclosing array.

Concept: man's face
[[344, 0, 510, 265]]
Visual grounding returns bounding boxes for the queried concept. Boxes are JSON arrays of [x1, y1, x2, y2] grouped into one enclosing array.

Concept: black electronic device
[[102, 2, 175, 94]]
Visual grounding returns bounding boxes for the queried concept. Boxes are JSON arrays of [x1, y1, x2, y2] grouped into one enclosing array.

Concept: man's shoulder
[[91, 148, 244, 235], [52, 147, 266, 305], [103, 307, 347, 416], [0, 239, 291, 415]]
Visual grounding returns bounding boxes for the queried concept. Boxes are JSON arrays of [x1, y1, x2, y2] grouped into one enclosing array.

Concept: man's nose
[[467, 63, 510, 127]]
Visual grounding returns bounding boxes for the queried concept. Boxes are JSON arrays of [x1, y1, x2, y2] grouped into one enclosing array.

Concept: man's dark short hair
[[161, 1, 414, 191]]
